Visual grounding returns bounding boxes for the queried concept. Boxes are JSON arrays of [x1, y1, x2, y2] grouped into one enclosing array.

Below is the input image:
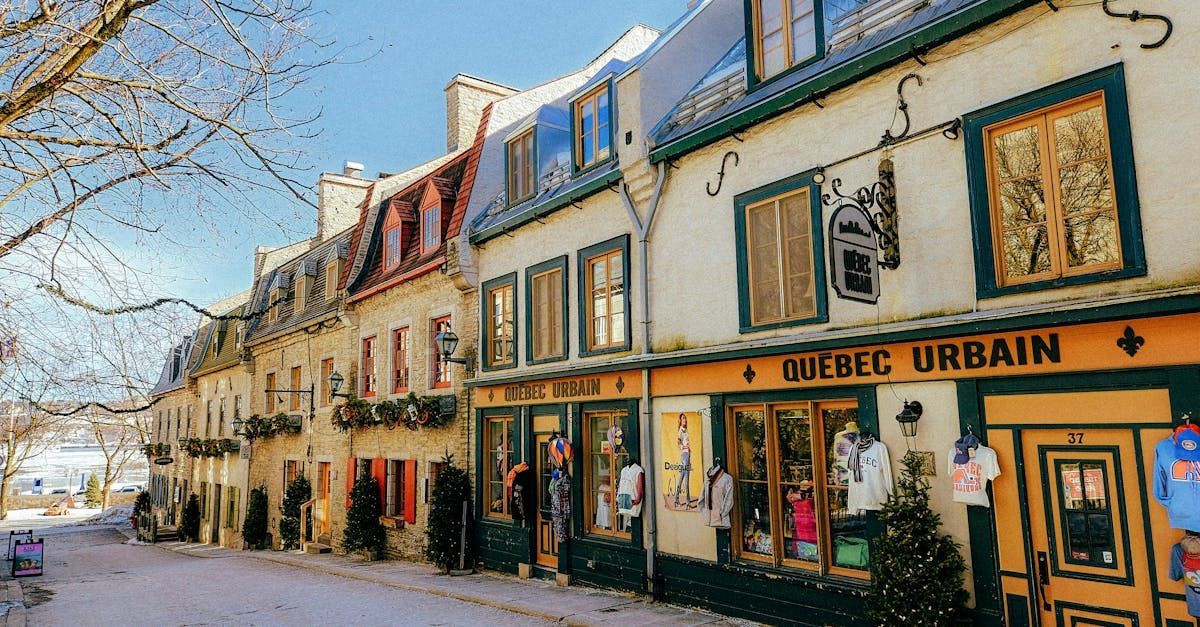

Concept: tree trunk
[[101, 486, 112, 511], [0, 474, 10, 521]]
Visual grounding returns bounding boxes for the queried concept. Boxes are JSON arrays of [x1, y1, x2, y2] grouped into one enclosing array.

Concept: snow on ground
[[0, 507, 104, 532], [26, 527, 551, 626], [81, 504, 133, 525]]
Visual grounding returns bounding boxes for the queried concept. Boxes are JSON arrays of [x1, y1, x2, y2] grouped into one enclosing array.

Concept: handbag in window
[[834, 536, 870, 568]]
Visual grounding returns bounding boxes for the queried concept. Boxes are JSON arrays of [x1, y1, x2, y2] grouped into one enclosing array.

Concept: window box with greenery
[[965, 64, 1144, 298], [525, 256, 568, 365], [570, 81, 614, 176], [577, 235, 631, 356], [506, 127, 537, 206], [481, 274, 517, 371], [734, 170, 827, 332], [745, 0, 824, 90]]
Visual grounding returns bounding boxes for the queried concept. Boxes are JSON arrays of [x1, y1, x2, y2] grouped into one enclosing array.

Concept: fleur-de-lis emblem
[[743, 364, 757, 384], [1116, 326, 1145, 357], [487, 389, 495, 402], [615, 376, 625, 393]]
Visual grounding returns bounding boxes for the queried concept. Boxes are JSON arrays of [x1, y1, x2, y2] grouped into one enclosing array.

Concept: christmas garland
[[240, 413, 302, 442], [142, 442, 171, 458], [331, 393, 453, 432], [180, 437, 240, 458]]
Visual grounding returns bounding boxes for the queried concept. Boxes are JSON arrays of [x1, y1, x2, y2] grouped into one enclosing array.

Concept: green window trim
[[525, 255, 570, 366], [569, 78, 616, 178], [480, 273, 518, 372], [733, 168, 828, 333], [964, 63, 1145, 299], [577, 234, 632, 357], [504, 127, 538, 208], [743, 0, 826, 92]]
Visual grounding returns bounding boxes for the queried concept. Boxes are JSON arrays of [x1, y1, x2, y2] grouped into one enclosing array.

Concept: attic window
[[235, 323, 245, 350], [506, 129, 535, 204], [421, 204, 441, 254], [751, 0, 820, 82], [268, 288, 282, 324], [295, 276, 309, 312], [574, 84, 611, 171], [385, 226, 401, 270], [325, 260, 341, 300]]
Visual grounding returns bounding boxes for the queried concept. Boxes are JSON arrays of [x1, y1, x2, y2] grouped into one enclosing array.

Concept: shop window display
[[585, 410, 630, 538], [486, 416, 514, 518]]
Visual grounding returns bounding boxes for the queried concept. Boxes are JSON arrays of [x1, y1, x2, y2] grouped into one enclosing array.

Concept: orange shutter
[[345, 458, 356, 508], [403, 459, 417, 524], [371, 458, 386, 516]]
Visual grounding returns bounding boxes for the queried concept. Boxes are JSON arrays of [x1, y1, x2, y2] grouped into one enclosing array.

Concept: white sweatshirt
[[847, 440, 893, 513]]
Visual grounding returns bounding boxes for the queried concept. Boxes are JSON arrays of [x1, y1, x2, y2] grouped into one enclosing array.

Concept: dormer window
[[506, 129, 535, 204], [574, 84, 611, 171], [325, 260, 340, 300], [384, 226, 401, 270], [295, 276, 309, 312], [750, 0, 820, 83], [268, 288, 282, 324], [421, 204, 440, 253], [235, 323, 245, 351]]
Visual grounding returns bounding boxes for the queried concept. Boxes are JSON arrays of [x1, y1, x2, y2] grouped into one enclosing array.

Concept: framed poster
[[660, 412, 703, 511], [12, 539, 43, 577], [7, 530, 31, 560]]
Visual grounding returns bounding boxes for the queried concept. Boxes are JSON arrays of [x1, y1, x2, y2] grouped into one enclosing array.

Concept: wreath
[[242, 413, 301, 442], [180, 437, 239, 458], [331, 396, 373, 432]]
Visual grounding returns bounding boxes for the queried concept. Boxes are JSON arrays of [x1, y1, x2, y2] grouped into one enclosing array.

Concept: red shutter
[[371, 458, 386, 516], [403, 459, 417, 524], [345, 458, 356, 508]]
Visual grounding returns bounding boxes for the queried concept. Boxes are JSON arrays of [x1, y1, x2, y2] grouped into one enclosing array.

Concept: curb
[[3, 580, 26, 627], [246, 552, 571, 624]]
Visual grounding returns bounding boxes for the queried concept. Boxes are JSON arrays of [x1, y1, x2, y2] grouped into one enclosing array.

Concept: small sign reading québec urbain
[[829, 204, 880, 304]]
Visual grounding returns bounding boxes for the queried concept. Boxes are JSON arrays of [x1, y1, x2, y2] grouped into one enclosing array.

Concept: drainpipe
[[619, 160, 667, 595]]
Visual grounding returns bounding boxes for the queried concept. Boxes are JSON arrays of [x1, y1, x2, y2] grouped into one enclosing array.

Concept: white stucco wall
[[650, 395, 717, 561]]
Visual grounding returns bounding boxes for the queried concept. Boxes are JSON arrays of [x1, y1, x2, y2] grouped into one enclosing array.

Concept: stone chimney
[[315, 162, 373, 243], [444, 74, 517, 152]]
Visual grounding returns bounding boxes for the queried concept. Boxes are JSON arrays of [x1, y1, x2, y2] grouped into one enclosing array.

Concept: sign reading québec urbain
[[829, 204, 880, 304]]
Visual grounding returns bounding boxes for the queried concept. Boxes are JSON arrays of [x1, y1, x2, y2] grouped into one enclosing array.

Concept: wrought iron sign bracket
[[821, 159, 900, 269], [1102, 0, 1172, 49], [881, 73, 923, 147]]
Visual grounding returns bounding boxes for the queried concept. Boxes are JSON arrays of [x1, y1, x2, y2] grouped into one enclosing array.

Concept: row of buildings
[[148, 0, 1200, 624]]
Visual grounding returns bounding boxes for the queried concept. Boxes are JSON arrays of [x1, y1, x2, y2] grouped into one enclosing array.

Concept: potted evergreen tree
[[279, 475, 310, 550], [425, 457, 473, 574], [342, 466, 386, 559], [242, 486, 269, 549], [180, 494, 201, 543]]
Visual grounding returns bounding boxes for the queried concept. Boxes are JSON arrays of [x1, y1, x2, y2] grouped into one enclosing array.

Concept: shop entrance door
[[317, 462, 331, 538], [533, 415, 559, 570], [211, 484, 221, 543], [988, 390, 1168, 627]]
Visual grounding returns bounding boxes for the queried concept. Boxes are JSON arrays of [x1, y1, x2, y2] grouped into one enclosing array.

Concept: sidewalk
[[149, 537, 751, 626]]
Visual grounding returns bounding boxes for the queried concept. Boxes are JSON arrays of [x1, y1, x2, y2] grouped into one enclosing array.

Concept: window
[[290, 366, 302, 411], [966, 65, 1143, 297], [750, 0, 820, 83], [225, 487, 240, 530], [422, 205, 440, 253], [384, 227, 401, 270], [268, 288, 282, 324], [218, 397, 226, 436], [735, 173, 825, 331], [728, 400, 868, 577], [584, 410, 630, 538], [482, 275, 516, 370], [205, 400, 213, 437], [233, 395, 242, 421], [200, 481, 209, 518], [325, 261, 340, 300], [295, 277, 308, 312], [235, 323, 245, 351], [527, 257, 567, 363], [320, 358, 334, 407], [384, 459, 417, 523], [175, 408, 181, 438], [1055, 460, 1115, 569], [391, 328, 409, 393], [484, 415, 514, 518], [574, 84, 611, 171], [507, 129, 536, 204], [579, 236, 629, 355], [431, 316, 452, 388], [361, 336, 377, 397], [265, 372, 276, 414], [186, 405, 192, 439], [157, 411, 163, 442]]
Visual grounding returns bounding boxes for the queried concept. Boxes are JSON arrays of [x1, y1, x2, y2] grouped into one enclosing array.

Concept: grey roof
[[149, 331, 198, 397], [244, 231, 353, 345], [652, 0, 984, 149], [469, 160, 619, 239]]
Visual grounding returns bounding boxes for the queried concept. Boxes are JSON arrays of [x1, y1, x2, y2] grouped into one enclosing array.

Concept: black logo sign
[[829, 205, 880, 304]]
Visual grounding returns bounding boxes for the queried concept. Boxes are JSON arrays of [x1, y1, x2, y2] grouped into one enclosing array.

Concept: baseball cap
[[953, 434, 979, 464], [1176, 427, 1200, 461]]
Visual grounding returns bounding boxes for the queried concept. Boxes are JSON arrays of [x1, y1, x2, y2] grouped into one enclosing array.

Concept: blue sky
[[180, 1, 688, 304]]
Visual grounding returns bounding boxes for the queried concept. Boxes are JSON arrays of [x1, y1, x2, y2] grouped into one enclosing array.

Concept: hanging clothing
[[947, 444, 1001, 507], [1153, 431, 1200, 529], [595, 483, 613, 529], [789, 492, 817, 543], [830, 425, 859, 485], [616, 463, 645, 517], [1169, 541, 1200, 617], [699, 466, 734, 528], [847, 438, 892, 513], [550, 474, 571, 542], [508, 463, 533, 523]]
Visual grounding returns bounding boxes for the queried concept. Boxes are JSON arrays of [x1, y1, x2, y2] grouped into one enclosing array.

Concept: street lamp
[[230, 416, 245, 437], [327, 371, 352, 399], [434, 328, 472, 369]]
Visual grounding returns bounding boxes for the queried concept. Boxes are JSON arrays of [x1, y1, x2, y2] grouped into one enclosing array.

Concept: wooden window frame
[[325, 260, 341, 301], [727, 399, 868, 579], [319, 358, 334, 407], [391, 328, 410, 394], [264, 372, 276, 415], [577, 235, 630, 356], [360, 336, 377, 397], [289, 366, 302, 411], [571, 82, 613, 174], [733, 170, 827, 333], [481, 274, 517, 371], [483, 414, 514, 520], [583, 409, 631, 539], [218, 397, 226, 436], [421, 204, 441, 254], [745, 0, 825, 89], [384, 226, 401, 271], [964, 64, 1145, 298], [525, 256, 568, 365], [430, 315, 452, 388], [295, 276, 308, 312], [385, 459, 405, 519], [506, 128, 536, 205]]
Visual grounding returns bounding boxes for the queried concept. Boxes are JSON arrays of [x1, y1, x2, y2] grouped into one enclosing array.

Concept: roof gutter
[[649, 0, 1041, 164]]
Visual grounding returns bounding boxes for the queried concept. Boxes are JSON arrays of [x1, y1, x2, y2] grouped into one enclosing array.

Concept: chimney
[[315, 164, 373, 243], [343, 161, 364, 177], [444, 74, 518, 152]]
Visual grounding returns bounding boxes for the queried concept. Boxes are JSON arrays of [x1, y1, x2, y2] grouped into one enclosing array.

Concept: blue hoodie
[[1154, 436, 1200, 531]]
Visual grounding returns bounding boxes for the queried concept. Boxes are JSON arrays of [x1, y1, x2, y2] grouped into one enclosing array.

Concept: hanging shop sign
[[473, 370, 641, 408], [829, 204, 880, 304], [651, 313, 1200, 396], [153, 457, 174, 466], [12, 539, 43, 577]]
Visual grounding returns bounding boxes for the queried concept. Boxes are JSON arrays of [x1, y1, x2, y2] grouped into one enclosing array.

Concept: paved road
[[23, 527, 551, 626]]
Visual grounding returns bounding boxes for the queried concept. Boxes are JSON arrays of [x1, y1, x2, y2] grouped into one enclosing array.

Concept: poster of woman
[[660, 412, 703, 511]]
